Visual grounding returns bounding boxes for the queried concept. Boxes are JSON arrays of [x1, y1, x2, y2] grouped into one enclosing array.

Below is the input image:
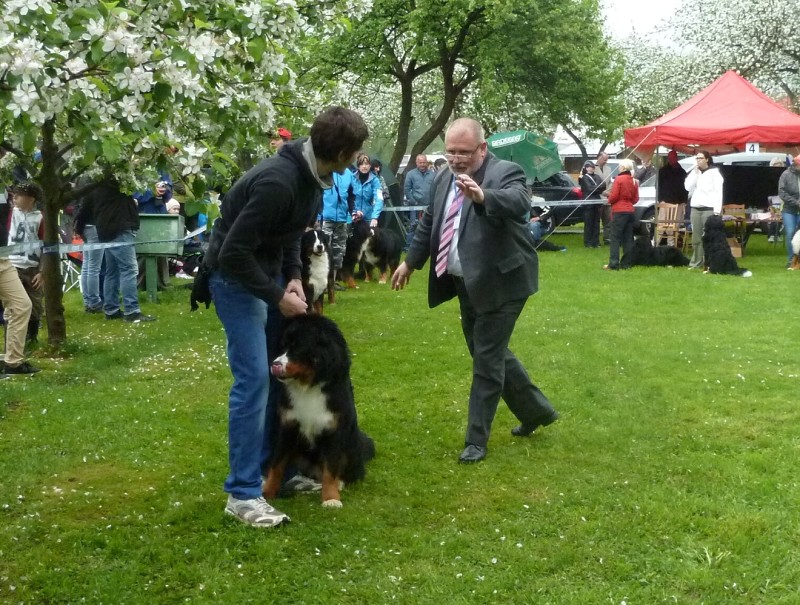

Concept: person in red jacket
[[604, 159, 638, 270]]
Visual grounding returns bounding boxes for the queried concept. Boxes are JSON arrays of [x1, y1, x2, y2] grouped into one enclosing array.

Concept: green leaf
[[102, 137, 122, 162]]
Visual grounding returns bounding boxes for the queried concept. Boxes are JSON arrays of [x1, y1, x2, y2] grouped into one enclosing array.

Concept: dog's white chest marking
[[307, 232, 329, 299], [362, 235, 380, 265], [284, 384, 335, 440], [308, 252, 329, 298]]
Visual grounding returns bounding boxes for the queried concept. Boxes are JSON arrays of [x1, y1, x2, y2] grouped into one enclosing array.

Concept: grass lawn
[[2, 233, 799, 604]]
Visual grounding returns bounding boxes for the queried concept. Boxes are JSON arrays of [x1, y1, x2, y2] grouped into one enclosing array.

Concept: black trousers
[[609, 212, 635, 269], [454, 280, 556, 447]]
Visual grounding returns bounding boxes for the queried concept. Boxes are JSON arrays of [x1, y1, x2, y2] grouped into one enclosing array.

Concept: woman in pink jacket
[[604, 159, 639, 270]]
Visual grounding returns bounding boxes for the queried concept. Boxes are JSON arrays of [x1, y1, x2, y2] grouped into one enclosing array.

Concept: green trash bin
[[135, 214, 185, 302]]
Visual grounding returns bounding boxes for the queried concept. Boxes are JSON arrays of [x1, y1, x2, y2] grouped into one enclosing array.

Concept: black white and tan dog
[[300, 228, 330, 314], [263, 315, 375, 508], [341, 222, 402, 286], [701, 215, 752, 277], [630, 235, 690, 267]]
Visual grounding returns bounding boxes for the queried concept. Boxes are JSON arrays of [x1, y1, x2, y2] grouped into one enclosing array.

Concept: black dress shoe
[[458, 444, 487, 463], [511, 410, 560, 437]]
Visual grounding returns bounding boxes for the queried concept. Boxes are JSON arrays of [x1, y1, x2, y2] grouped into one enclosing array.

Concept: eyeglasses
[[444, 145, 482, 162]]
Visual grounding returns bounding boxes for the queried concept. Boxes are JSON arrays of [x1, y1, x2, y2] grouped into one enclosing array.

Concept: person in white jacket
[[685, 150, 724, 268]]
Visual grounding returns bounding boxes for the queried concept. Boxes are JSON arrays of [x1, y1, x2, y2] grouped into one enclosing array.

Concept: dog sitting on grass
[[701, 215, 752, 277]]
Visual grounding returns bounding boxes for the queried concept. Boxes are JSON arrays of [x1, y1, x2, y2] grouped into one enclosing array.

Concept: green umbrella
[[486, 130, 563, 182]]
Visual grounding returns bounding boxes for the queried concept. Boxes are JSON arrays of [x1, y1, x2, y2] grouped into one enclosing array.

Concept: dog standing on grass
[[300, 229, 331, 314]]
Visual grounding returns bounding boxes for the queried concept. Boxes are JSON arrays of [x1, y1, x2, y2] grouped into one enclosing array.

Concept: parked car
[[529, 171, 584, 232]]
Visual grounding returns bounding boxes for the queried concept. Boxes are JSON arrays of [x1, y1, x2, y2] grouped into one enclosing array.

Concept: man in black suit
[[391, 118, 559, 463]]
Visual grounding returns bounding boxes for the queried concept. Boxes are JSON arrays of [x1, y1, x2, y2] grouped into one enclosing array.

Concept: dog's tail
[[359, 431, 376, 462]]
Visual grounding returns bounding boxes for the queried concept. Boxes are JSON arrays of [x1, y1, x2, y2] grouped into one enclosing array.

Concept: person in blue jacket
[[134, 172, 173, 214], [351, 153, 383, 227], [320, 169, 355, 287]]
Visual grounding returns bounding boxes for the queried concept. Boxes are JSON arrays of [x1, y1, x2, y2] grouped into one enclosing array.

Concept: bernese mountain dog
[[263, 315, 375, 508], [300, 229, 330, 314], [630, 235, 690, 267], [702, 215, 752, 277], [341, 222, 402, 287]]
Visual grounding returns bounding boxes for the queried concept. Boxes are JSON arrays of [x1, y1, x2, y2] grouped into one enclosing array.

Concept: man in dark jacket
[[204, 106, 368, 527], [75, 178, 154, 322], [391, 118, 558, 464]]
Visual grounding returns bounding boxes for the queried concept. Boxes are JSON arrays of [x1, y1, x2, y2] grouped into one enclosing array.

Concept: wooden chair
[[654, 202, 685, 248], [722, 204, 747, 251]]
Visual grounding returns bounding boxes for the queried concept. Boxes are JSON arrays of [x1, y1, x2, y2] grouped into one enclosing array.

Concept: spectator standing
[[7, 182, 45, 343], [77, 177, 155, 322], [778, 154, 800, 268], [270, 127, 292, 152], [351, 153, 383, 228], [595, 151, 614, 244], [0, 181, 38, 376], [320, 168, 355, 289], [391, 117, 559, 464], [202, 106, 369, 527], [657, 150, 689, 206], [634, 158, 656, 183], [604, 159, 638, 270], [579, 160, 606, 247], [685, 150, 723, 269], [74, 185, 105, 313], [403, 154, 434, 251]]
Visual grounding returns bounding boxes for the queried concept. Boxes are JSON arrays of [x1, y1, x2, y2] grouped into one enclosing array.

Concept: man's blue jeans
[[102, 229, 140, 316], [782, 211, 799, 264], [210, 270, 279, 500], [80, 224, 104, 310]]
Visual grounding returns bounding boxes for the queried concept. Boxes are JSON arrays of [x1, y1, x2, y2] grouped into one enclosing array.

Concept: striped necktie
[[435, 186, 465, 277]]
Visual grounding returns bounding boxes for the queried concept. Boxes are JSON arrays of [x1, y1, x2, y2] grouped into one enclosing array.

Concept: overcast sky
[[601, 0, 682, 41]]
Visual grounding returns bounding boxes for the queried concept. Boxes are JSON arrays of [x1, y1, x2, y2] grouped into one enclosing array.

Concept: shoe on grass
[[278, 473, 322, 497], [124, 312, 156, 323], [3, 361, 41, 375], [225, 495, 289, 528], [105, 310, 124, 320]]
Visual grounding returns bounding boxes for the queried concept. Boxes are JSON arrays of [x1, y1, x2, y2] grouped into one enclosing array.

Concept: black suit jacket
[[405, 153, 538, 314]]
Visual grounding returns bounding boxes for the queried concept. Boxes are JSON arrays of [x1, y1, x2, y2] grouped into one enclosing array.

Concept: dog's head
[[270, 315, 351, 386], [301, 229, 330, 258], [703, 214, 726, 235]]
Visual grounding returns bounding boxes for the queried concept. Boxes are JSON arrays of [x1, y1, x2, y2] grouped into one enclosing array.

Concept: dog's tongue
[[270, 363, 284, 377]]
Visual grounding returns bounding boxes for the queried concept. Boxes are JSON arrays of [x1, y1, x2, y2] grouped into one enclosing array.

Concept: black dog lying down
[[630, 236, 690, 267], [702, 215, 752, 277]]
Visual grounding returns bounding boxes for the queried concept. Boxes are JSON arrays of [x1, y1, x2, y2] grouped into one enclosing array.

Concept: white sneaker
[[278, 473, 322, 497], [225, 495, 289, 528]]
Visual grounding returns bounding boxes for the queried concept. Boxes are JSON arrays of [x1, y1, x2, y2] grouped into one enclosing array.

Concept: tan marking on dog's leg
[[378, 271, 388, 284], [262, 462, 287, 499], [320, 466, 342, 508]]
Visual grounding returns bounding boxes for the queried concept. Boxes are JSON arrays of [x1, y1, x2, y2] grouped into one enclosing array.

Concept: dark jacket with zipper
[[75, 178, 140, 242], [203, 138, 323, 306]]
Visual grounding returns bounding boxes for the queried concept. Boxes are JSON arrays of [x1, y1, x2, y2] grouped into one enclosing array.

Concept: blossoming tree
[[0, 0, 367, 346]]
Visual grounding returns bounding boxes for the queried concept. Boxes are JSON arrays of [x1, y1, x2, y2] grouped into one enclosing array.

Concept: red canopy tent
[[625, 71, 800, 156]]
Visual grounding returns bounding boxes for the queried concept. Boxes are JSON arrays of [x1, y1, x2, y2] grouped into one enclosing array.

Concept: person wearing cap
[[778, 154, 800, 268], [270, 127, 292, 151], [579, 160, 606, 248]]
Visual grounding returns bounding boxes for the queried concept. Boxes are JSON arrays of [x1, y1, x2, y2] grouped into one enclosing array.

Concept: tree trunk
[[39, 119, 68, 347]]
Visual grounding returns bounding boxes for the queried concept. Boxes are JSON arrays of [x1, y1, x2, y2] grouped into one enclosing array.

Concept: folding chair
[[61, 231, 83, 293]]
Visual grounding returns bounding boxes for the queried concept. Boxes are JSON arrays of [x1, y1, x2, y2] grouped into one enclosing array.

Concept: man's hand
[[391, 261, 413, 290], [370, 218, 378, 228], [285, 278, 306, 301], [455, 173, 485, 204], [32, 272, 44, 290], [279, 291, 307, 317]]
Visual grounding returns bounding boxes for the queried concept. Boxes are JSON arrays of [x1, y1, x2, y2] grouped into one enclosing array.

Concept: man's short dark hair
[[311, 107, 369, 163]]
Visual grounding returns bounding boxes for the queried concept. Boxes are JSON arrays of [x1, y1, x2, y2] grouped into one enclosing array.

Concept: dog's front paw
[[322, 499, 343, 508]]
